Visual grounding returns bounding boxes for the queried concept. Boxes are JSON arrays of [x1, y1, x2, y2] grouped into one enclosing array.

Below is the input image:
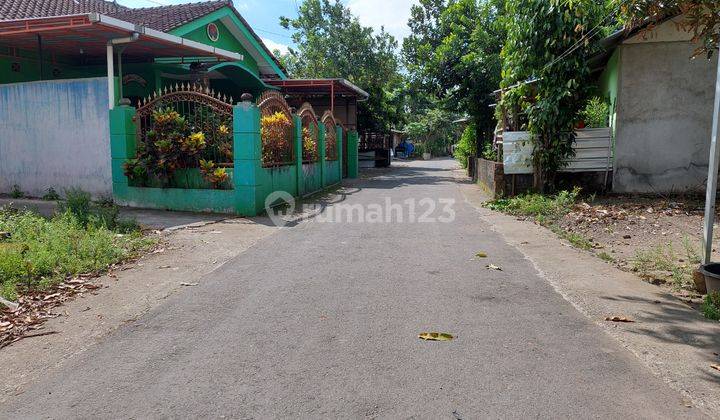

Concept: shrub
[[485, 187, 580, 224], [59, 188, 92, 227], [454, 124, 477, 168], [0, 209, 154, 300], [302, 126, 319, 162], [580, 97, 610, 128], [42, 187, 60, 201], [261, 111, 293, 165], [10, 185, 24, 199], [702, 291, 720, 321]]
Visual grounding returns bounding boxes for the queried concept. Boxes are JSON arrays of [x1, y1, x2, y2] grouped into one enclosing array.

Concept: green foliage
[[500, 0, 608, 190], [280, 0, 403, 131], [0, 208, 154, 300], [598, 251, 615, 262], [59, 187, 92, 226], [616, 0, 719, 58], [485, 187, 580, 224], [631, 240, 700, 288], [580, 97, 610, 128], [405, 106, 454, 157], [58, 188, 138, 233], [454, 123, 478, 168], [702, 292, 720, 321], [403, 0, 505, 145], [125, 108, 231, 189], [42, 187, 60, 201], [481, 142, 498, 161], [10, 185, 24, 199]]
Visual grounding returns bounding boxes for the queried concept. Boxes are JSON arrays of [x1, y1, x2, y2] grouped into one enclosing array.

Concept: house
[[0, 0, 365, 214], [594, 14, 719, 194]]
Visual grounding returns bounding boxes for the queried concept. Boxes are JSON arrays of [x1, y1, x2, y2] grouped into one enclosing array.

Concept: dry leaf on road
[[605, 316, 635, 323], [475, 252, 488, 258], [418, 332, 454, 341], [486, 264, 502, 271], [180, 282, 199, 287]]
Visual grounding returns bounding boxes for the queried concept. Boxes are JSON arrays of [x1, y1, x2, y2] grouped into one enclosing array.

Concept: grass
[[631, 238, 701, 289], [485, 187, 581, 225], [485, 187, 598, 249], [702, 292, 720, 321], [0, 205, 154, 301]]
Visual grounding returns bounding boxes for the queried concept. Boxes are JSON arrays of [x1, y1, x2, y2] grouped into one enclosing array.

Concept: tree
[[617, 1, 719, 57], [500, 0, 608, 191], [280, 0, 404, 132], [402, 0, 505, 156]]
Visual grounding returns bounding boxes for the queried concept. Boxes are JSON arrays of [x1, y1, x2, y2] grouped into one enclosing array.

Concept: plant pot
[[700, 263, 720, 293], [422, 152, 432, 160]]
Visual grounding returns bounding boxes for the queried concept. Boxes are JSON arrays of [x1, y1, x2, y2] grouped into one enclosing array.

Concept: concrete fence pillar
[[294, 115, 303, 195], [319, 123, 326, 187], [109, 105, 137, 200], [233, 100, 263, 216], [337, 125, 344, 182]]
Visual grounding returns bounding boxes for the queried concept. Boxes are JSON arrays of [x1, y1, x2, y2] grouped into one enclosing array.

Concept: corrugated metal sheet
[[503, 128, 612, 175]]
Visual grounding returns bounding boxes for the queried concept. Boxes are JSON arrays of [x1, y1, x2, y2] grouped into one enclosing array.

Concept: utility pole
[[702, 44, 720, 265]]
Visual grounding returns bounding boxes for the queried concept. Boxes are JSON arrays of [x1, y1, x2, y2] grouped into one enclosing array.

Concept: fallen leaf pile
[[0, 276, 103, 348], [418, 332, 454, 341]]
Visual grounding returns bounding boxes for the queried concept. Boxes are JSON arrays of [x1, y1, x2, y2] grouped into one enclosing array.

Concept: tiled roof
[[0, 0, 230, 32], [109, 0, 230, 32], [0, 0, 285, 76], [0, 0, 127, 20]]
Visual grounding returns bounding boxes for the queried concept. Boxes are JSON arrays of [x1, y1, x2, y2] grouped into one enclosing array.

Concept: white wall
[[613, 39, 717, 193], [0, 77, 112, 198]]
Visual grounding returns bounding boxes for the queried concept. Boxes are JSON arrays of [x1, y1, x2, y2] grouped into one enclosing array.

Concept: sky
[[116, 0, 417, 54]]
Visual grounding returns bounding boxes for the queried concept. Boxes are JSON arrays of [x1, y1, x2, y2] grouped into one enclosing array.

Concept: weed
[[484, 187, 581, 224], [10, 185, 24, 199], [632, 243, 694, 289], [598, 251, 615, 262], [59, 188, 92, 226], [42, 187, 61, 201], [702, 291, 720, 321], [682, 236, 701, 265], [0, 209, 155, 300]]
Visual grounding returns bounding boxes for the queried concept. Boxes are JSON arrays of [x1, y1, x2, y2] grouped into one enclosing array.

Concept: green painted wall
[[169, 6, 286, 79], [110, 101, 342, 216], [301, 163, 323, 196], [0, 53, 103, 84], [599, 49, 620, 138], [174, 20, 259, 75], [347, 131, 359, 179]]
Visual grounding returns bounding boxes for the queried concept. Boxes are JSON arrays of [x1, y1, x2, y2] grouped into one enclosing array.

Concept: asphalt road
[[3, 159, 701, 418]]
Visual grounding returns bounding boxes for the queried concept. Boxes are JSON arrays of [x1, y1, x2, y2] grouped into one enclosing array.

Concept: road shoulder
[[456, 172, 720, 417], [0, 217, 277, 403]]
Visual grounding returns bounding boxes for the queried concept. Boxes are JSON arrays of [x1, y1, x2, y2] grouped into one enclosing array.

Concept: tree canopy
[[279, 0, 403, 132], [402, 0, 506, 149], [617, 0, 719, 57]]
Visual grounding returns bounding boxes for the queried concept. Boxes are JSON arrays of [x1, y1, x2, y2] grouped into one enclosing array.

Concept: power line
[[541, 3, 620, 72]]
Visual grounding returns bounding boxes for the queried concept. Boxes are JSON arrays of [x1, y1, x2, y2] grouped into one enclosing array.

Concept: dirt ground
[[556, 195, 719, 302]]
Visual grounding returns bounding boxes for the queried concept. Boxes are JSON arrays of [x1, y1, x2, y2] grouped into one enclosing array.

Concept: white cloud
[[262, 38, 290, 55], [347, 0, 417, 42]]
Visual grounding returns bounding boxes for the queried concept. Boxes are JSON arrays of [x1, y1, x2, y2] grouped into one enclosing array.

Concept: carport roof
[[0, 13, 243, 62]]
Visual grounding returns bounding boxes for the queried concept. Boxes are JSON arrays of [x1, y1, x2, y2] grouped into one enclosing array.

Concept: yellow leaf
[[475, 252, 488, 258], [418, 332, 454, 341]]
